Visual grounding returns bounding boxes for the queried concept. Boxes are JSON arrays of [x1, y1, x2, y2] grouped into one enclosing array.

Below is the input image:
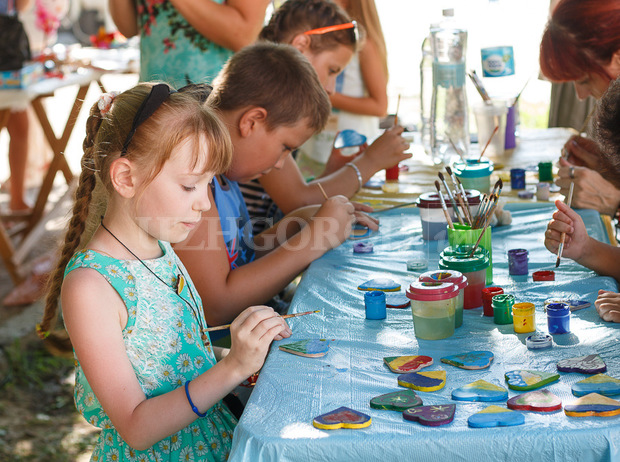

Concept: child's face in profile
[[134, 135, 215, 244], [303, 44, 354, 94], [226, 117, 315, 182]]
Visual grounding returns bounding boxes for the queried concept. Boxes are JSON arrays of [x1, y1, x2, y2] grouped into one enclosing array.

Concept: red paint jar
[[385, 164, 399, 181], [532, 270, 555, 281], [482, 286, 504, 317]]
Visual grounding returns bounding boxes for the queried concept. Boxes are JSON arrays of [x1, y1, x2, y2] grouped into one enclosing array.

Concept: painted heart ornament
[[505, 370, 560, 391], [384, 355, 433, 373], [403, 404, 455, 427], [358, 278, 401, 292], [441, 351, 494, 370], [398, 370, 446, 392], [468, 405, 525, 428], [313, 406, 371, 430], [370, 389, 422, 411], [572, 374, 620, 397], [507, 389, 562, 412], [557, 354, 607, 374], [452, 379, 508, 402], [564, 393, 620, 417], [278, 339, 333, 358]]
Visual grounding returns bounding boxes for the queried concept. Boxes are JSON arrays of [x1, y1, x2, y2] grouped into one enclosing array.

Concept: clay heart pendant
[[357, 278, 401, 292], [507, 389, 562, 412], [572, 373, 620, 397], [564, 393, 620, 417], [370, 389, 422, 411], [386, 293, 410, 308], [278, 339, 333, 358], [398, 370, 446, 392], [452, 379, 508, 402], [504, 370, 560, 391], [468, 405, 525, 428], [441, 351, 494, 370], [403, 404, 455, 427], [557, 354, 607, 374], [384, 355, 433, 373], [313, 406, 372, 429]]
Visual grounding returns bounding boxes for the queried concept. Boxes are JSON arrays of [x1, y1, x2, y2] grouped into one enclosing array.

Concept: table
[[0, 69, 102, 283], [229, 130, 620, 461]]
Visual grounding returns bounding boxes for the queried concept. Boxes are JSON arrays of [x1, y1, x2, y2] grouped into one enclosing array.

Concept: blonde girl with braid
[[37, 82, 289, 460]]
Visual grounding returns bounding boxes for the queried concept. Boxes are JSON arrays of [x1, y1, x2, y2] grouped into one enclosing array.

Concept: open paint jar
[[512, 302, 536, 333], [416, 190, 481, 241], [546, 302, 570, 334], [419, 270, 468, 328], [406, 281, 459, 340], [452, 159, 494, 193], [492, 294, 515, 325], [439, 245, 490, 309], [482, 286, 504, 317]]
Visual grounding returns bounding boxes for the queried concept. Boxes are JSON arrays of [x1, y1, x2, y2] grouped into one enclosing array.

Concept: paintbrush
[[393, 94, 401, 127], [556, 181, 575, 268], [469, 195, 498, 256], [478, 125, 499, 162], [512, 78, 530, 107], [317, 183, 329, 201], [446, 132, 466, 162], [446, 166, 473, 224], [373, 201, 417, 213], [205, 310, 321, 332], [438, 171, 464, 225], [435, 180, 454, 230], [468, 70, 491, 102]]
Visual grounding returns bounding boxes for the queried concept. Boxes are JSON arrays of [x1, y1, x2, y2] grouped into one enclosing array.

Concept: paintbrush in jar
[[435, 180, 454, 230], [438, 172, 464, 225]]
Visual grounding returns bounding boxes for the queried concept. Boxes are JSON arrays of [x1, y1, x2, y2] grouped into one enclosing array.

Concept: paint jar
[[482, 286, 504, 317], [510, 168, 526, 190], [439, 245, 490, 309], [452, 159, 494, 193], [492, 294, 515, 325], [508, 249, 528, 276], [419, 270, 468, 328], [416, 191, 481, 241], [536, 182, 550, 201], [406, 281, 459, 340], [532, 270, 555, 281], [546, 302, 570, 334], [512, 302, 536, 333], [538, 161, 553, 182], [364, 291, 387, 320], [448, 223, 493, 285]]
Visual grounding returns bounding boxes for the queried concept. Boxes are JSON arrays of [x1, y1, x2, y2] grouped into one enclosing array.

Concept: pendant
[[177, 274, 186, 295], [202, 332, 212, 354]]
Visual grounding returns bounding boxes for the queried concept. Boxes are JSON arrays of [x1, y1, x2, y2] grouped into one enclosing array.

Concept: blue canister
[[508, 249, 528, 276], [546, 303, 570, 334], [452, 159, 494, 193], [365, 291, 387, 320], [510, 168, 525, 190]]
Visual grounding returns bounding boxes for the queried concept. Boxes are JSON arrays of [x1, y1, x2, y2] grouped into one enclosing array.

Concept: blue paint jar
[[452, 159, 494, 193], [546, 303, 570, 334], [508, 248, 528, 276], [365, 291, 387, 320], [510, 168, 525, 190]]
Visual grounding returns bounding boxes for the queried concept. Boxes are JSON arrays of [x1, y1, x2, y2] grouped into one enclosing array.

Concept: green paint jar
[[538, 161, 553, 182], [492, 294, 515, 325]]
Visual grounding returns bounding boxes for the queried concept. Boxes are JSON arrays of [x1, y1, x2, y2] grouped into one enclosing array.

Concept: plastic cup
[[473, 101, 508, 160], [419, 270, 468, 328], [406, 281, 459, 340], [448, 224, 493, 285], [439, 245, 490, 309]]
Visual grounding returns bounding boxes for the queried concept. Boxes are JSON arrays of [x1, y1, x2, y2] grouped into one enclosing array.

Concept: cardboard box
[[0, 62, 44, 89]]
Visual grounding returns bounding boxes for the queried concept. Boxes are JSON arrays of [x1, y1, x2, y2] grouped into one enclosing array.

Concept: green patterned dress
[[136, 0, 234, 88], [65, 242, 236, 461]]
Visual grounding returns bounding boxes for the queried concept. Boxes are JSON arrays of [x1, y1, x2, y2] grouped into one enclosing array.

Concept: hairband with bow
[[97, 91, 119, 116]]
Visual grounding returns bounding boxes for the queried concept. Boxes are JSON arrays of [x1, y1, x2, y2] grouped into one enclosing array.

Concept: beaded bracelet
[[345, 162, 363, 192], [184, 380, 207, 418]]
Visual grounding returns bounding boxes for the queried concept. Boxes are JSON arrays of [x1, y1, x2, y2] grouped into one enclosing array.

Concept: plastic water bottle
[[420, 36, 433, 155], [479, 0, 518, 100], [429, 8, 469, 165]]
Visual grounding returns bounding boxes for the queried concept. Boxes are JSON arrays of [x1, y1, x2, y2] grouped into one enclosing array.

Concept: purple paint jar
[[510, 168, 525, 190], [508, 249, 528, 276]]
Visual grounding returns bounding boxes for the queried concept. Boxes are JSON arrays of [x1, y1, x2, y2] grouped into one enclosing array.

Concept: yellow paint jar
[[512, 302, 535, 333]]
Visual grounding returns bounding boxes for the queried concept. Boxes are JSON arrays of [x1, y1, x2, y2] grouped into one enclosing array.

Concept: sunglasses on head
[[303, 20, 358, 44], [121, 83, 212, 156]]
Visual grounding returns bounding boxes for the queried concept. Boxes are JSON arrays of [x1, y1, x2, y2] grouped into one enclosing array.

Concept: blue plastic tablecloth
[[229, 203, 620, 462]]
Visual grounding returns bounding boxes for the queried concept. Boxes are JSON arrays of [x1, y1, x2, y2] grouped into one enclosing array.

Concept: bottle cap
[[526, 332, 553, 350], [406, 281, 460, 301]]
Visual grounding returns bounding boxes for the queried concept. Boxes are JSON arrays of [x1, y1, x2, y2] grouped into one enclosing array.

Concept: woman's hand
[[544, 199, 590, 262]]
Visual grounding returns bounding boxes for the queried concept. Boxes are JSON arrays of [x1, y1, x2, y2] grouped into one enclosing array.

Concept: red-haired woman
[[540, 0, 620, 217]]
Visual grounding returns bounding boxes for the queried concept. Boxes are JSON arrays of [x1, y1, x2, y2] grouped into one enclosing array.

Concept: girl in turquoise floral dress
[[37, 82, 290, 461]]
